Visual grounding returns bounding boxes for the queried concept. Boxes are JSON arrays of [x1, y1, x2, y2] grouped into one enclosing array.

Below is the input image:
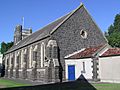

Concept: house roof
[[100, 48, 120, 57], [5, 4, 85, 54], [65, 45, 104, 59]]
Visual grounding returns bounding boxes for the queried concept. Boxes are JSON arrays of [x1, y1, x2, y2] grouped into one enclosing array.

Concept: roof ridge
[[50, 4, 84, 34], [83, 5, 108, 43], [92, 44, 108, 57], [5, 4, 85, 54], [64, 48, 86, 58]]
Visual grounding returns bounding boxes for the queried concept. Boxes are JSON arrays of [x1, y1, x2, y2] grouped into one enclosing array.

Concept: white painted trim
[[41, 42, 45, 67], [99, 48, 109, 56], [24, 49, 27, 54], [64, 48, 85, 58], [37, 69, 45, 72], [9, 55, 11, 68], [21, 50, 24, 68], [33, 45, 38, 51], [5, 58, 7, 68], [14, 51, 17, 68], [27, 69, 32, 71], [19, 69, 22, 71], [29, 47, 33, 68], [17, 51, 20, 56], [65, 58, 93, 80]]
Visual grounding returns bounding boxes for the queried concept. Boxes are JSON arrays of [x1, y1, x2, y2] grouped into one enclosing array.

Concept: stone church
[[4, 4, 107, 83]]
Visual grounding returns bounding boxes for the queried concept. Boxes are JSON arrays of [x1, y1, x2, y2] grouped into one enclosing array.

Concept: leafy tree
[[113, 14, 120, 32], [1, 41, 13, 54], [108, 25, 114, 35], [107, 32, 120, 47], [6, 42, 13, 50], [106, 13, 120, 47], [1, 42, 7, 54]]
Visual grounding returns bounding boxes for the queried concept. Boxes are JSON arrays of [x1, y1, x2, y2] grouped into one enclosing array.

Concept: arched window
[[10, 54, 13, 68], [21, 50, 24, 69], [23, 49, 27, 68], [32, 45, 38, 68], [11, 57, 14, 68], [6, 56, 9, 68], [41, 42, 45, 67], [14, 52, 19, 68], [46, 40, 59, 67]]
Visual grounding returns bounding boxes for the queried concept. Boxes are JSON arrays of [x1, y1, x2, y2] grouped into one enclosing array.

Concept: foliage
[[106, 32, 120, 47], [1, 41, 13, 54], [0, 78, 30, 88], [106, 14, 120, 47], [93, 83, 120, 90], [108, 25, 114, 35], [113, 14, 120, 32]]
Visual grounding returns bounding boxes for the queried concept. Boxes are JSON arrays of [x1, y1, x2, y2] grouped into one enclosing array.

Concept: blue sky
[[0, 0, 120, 43]]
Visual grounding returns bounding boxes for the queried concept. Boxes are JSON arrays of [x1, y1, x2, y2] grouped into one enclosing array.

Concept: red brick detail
[[101, 48, 120, 57], [67, 45, 103, 59]]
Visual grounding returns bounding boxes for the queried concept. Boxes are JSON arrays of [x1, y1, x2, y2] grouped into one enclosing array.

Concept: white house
[[65, 44, 120, 83], [99, 48, 120, 83], [65, 45, 105, 81]]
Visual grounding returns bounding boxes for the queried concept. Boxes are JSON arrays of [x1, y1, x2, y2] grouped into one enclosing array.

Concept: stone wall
[[51, 6, 107, 79]]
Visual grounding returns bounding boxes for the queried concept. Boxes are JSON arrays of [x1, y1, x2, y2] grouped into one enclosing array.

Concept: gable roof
[[5, 4, 85, 54], [100, 48, 120, 57], [65, 45, 104, 59]]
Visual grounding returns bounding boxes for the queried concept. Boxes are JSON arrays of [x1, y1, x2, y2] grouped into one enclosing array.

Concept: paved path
[[0, 85, 6, 88], [1, 77, 47, 85]]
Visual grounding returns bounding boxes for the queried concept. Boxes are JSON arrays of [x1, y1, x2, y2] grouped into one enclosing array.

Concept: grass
[[0, 78, 30, 88], [93, 83, 120, 90], [0, 78, 120, 90]]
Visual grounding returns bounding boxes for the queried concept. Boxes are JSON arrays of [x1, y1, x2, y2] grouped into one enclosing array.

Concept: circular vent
[[80, 29, 87, 39]]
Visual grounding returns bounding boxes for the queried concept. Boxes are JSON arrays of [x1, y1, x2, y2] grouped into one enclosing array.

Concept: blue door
[[68, 65, 75, 80]]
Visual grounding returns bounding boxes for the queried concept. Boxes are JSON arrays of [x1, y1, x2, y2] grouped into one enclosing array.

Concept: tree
[[1, 42, 7, 54], [1, 41, 13, 54], [113, 14, 120, 32], [108, 25, 114, 35], [106, 13, 120, 47], [6, 42, 13, 50], [107, 32, 120, 47]]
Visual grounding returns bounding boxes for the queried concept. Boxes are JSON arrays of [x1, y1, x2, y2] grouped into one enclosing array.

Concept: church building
[[3, 4, 107, 83]]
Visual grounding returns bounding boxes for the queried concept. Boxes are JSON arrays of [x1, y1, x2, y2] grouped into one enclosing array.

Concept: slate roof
[[5, 11, 71, 54], [101, 48, 120, 57], [65, 45, 104, 59], [5, 4, 85, 54]]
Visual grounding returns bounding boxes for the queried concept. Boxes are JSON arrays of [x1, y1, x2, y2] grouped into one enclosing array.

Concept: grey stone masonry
[[14, 25, 22, 45], [92, 57, 99, 81], [51, 5, 107, 79], [4, 4, 107, 83]]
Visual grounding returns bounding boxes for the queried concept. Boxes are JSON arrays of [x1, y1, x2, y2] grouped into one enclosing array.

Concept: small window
[[81, 62, 86, 73], [80, 29, 87, 39], [16, 56, 19, 64]]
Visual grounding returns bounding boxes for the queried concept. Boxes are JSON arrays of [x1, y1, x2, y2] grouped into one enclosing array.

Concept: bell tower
[[14, 25, 22, 45]]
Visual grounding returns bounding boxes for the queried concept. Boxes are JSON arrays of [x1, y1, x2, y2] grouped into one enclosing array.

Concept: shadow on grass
[[1, 74, 96, 90]]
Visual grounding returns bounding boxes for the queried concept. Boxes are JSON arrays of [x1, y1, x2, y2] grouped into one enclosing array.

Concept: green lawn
[[0, 78, 120, 90], [0, 78, 30, 88], [93, 83, 120, 90]]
